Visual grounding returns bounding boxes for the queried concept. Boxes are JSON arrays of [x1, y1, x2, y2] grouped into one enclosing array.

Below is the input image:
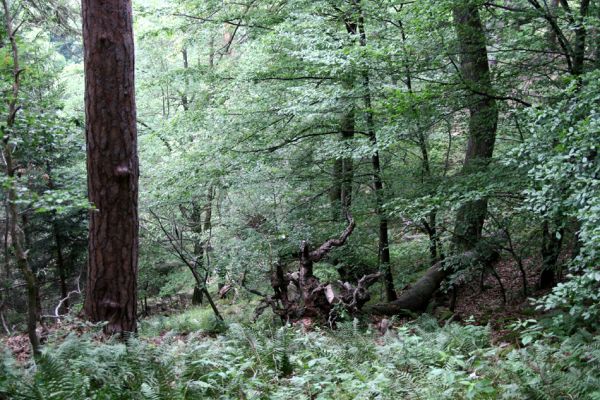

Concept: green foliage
[[1, 1, 599, 398], [139, 307, 226, 337], [510, 71, 600, 329], [2, 316, 599, 399]]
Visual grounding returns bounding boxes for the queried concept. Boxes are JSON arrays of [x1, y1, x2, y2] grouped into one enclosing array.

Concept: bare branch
[[309, 214, 356, 262]]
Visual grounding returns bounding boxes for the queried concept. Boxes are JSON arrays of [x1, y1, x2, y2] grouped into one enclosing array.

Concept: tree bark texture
[[452, 3, 498, 251], [82, 0, 139, 335], [569, 0, 590, 76]]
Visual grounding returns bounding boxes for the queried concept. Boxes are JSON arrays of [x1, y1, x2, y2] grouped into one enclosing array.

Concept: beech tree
[[82, 0, 139, 334], [452, 2, 498, 252]]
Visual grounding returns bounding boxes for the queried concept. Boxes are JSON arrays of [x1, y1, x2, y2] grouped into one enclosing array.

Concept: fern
[[1, 314, 598, 399]]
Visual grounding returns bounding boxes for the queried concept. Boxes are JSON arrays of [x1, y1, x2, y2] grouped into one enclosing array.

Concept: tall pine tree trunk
[[82, 0, 139, 335]]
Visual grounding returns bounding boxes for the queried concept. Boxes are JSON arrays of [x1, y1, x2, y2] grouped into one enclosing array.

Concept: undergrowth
[[1, 312, 599, 399]]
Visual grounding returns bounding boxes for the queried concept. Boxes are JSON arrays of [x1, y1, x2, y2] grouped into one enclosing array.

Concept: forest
[[0, 0, 599, 398]]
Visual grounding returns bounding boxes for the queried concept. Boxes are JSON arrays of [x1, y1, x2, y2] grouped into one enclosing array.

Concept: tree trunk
[[571, 0, 590, 76], [190, 202, 205, 305], [330, 111, 355, 222], [1, 0, 41, 355], [540, 220, 563, 289], [192, 285, 204, 305], [330, 19, 357, 222], [82, 0, 139, 335], [4, 200, 11, 280], [181, 47, 190, 111], [188, 187, 214, 305], [368, 236, 502, 315], [53, 220, 69, 314], [547, 0, 560, 47], [452, 3, 498, 251], [46, 166, 69, 314], [353, 1, 397, 301], [330, 159, 343, 220], [340, 112, 354, 215]]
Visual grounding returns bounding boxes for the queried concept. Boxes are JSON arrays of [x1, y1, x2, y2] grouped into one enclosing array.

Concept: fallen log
[[367, 236, 503, 316]]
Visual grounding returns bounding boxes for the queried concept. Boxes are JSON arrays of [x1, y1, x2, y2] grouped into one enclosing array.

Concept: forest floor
[[1, 259, 598, 399], [452, 257, 551, 343], [2, 257, 550, 362]]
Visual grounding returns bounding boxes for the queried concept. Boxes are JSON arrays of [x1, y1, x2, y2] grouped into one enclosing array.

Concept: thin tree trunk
[[330, 159, 343, 220], [399, 18, 443, 266], [189, 186, 214, 306], [352, 0, 397, 301], [540, 220, 563, 289], [547, 0, 560, 47], [82, 0, 139, 335], [190, 201, 205, 305], [53, 221, 69, 313], [340, 112, 354, 216], [503, 226, 528, 296], [46, 165, 69, 313], [181, 47, 190, 111], [570, 0, 590, 76], [3, 199, 10, 279], [1, 0, 41, 356], [331, 19, 358, 222], [490, 266, 507, 305], [203, 288, 223, 321]]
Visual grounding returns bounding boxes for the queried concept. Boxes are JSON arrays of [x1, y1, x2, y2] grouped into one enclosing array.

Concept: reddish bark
[[82, 0, 139, 335]]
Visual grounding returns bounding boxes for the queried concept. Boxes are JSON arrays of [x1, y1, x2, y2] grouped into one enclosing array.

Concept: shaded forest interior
[[0, 0, 599, 398]]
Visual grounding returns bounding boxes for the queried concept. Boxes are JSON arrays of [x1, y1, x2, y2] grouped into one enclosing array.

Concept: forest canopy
[[0, 0, 599, 398]]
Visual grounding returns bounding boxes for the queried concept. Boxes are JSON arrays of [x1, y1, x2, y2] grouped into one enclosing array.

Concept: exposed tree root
[[252, 215, 381, 325]]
